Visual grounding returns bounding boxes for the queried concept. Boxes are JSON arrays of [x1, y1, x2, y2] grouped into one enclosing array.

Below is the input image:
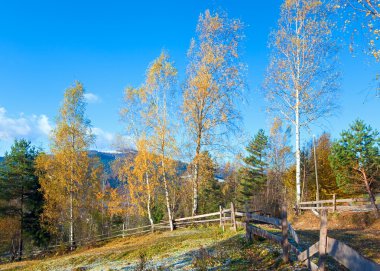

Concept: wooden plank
[[333, 194, 337, 212], [247, 224, 299, 255], [175, 218, 221, 225], [335, 198, 370, 203], [248, 224, 282, 244], [245, 221, 252, 243], [337, 204, 380, 211], [327, 237, 380, 271], [299, 199, 334, 205], [297, 241, 319, 262], [175, 211, 220, 222], [246, 213, 281, 227], [299, 197, 369, 205], [318, 209, 328, 271], [281, 205, 289, 263], [231, 202, 237, 232], [288, 223, 299, 244], [219, 206, 223, 227], [298, 206, 334, 210], [235, 211, 244, 217]]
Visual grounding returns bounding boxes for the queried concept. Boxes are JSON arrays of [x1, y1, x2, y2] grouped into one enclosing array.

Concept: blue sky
[[0, 0, 379, 156]]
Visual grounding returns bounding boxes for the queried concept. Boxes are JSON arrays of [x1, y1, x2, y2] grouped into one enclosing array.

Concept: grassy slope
[[0, 226, 310, 271], [1, 212, 379, 271]]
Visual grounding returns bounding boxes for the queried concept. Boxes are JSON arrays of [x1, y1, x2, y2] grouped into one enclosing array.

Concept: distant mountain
[[89, 149, 136, 171], [0, 151, 221, 185], [89, 150, 188, 186]]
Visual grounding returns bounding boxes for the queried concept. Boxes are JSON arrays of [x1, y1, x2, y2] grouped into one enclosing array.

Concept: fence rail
[[298, 194, 379, 213], [244, 207, 380, 271]]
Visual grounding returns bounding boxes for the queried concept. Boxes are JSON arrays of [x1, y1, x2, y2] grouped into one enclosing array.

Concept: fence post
[[222, 209, 226, 232], [333, 193, 336, 212], [122, 223, 125, 238], [231, 202, 237, 231], [245, 203, 252, 243], [219, 205, 223, 229], [318, 209, 328, 271], [281, 205, 289, 263], [172, 219, 176, 230]]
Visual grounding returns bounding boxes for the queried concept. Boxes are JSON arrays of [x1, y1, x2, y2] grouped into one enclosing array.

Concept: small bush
[[134, 251, 153, 271]]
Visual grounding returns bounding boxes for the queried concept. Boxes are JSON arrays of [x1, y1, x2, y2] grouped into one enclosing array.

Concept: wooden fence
[[298, 194, 380, 212], [244, 207, 380, 271], [2, 201, 380, 271]]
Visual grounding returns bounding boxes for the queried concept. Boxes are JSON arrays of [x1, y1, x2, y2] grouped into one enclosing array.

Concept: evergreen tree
[[330, 120, 380, 217], [0, 139, 48, 260], [238, 129, 268, 207], [198, 152, 221, 214]]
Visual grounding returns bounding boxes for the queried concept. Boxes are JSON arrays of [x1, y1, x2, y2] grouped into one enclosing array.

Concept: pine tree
[[238, 129, 269, 207], [197, 152, 221, 214], [0, 139, 47, 260], [330, 119, 380, 217]]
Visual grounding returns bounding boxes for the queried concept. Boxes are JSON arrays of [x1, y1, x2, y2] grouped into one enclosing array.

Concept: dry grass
[[0, 226, 237, 271], [291, 210, 380, 263]]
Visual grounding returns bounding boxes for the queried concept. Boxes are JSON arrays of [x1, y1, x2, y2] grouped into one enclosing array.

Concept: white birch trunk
[[145, 172, 154, 231], [295, 90, 301, 205], [192, 163, 198, 216], [161, 159, 174, 231]]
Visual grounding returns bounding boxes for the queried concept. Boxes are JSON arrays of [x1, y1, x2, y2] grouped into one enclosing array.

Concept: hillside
[[0, 226, 312, 271]]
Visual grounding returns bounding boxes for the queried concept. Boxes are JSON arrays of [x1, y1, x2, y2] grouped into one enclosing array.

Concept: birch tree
[[333, 0, 379, 61], [132, 138, 157, 229], [36, 81, 100, 249], [264, 0, 339, 205], [183, 10, 246, 216], [124, 51, 178, 230]]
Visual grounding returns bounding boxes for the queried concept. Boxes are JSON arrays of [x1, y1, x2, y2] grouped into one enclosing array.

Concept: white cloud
[[91, 127, 115, 150], [0, 107, 53, 140], [0, 107, 54, 155], [0, 107, 31, 139], [84, 93, 100, 103], [0, 107, 128, 156], [37, 115, 53, 136]]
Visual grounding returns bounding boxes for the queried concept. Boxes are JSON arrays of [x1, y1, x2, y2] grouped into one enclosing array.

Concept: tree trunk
[[192, 163, 199, 216], [313, 136, 319, 206], [161, 158, 174, 231], [295, 11, 301, 208], [18, 187, 24, 261], [295, 92, 301, 205], [362, 170, 379, 218], [69, 187, 74, 250], [70, 134, 75, 250], [192, 138, 201, 216], [301, 160, 306, 202], [145, 172, 154, 231]]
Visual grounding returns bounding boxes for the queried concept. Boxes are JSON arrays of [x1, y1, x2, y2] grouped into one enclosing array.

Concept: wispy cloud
[[0, 106, 127, 155], [91, 128, 133, 152], [91, 127, 116, 152], [0, 107, 54, 154], [84, 93, 101, 103], [0, 107, 52, 140]]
